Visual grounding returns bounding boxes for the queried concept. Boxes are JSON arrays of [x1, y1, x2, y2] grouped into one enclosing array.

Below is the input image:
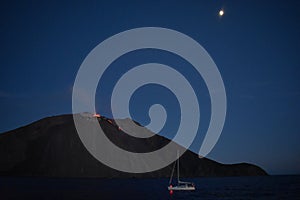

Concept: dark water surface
[[1, 176, 300, 199]]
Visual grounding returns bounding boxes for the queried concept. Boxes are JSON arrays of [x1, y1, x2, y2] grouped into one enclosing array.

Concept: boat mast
[[169, 160, 176, 185], [177, 150, 179, 183]]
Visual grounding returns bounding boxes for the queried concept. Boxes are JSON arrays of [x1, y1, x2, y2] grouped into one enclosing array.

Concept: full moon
[[219, 10, 224, 16]]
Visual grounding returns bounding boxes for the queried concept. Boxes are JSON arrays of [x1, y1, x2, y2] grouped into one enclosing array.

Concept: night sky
[[1, 1, 299, 175]]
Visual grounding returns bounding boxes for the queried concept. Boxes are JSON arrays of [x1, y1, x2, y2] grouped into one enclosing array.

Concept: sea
[[1, 175, 300, 200]]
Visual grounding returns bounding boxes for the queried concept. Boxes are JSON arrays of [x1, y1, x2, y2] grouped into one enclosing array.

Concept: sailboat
[[168, 151, 195, 191]]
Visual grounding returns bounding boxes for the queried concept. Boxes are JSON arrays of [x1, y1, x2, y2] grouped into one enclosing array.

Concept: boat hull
[[168, 186, 195, 191]]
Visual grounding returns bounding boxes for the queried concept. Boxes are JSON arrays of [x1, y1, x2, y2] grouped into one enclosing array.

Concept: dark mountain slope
[[0, 114, 267, 177]]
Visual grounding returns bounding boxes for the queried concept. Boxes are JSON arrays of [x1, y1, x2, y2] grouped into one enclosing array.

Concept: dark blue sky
[[1, 1, 299, 175]]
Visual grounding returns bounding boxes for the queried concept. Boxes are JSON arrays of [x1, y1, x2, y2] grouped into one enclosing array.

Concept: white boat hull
[[168, 186, 195, 191]]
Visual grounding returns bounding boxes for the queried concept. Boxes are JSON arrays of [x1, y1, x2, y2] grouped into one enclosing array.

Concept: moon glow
[[219, 10, 224, 16]]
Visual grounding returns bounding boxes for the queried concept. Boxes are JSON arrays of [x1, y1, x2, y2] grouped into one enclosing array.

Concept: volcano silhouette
[[0, 114, 267, 177]]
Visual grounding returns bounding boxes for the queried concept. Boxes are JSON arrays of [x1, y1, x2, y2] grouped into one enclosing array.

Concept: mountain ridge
[[0, 114, 268, 177]]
